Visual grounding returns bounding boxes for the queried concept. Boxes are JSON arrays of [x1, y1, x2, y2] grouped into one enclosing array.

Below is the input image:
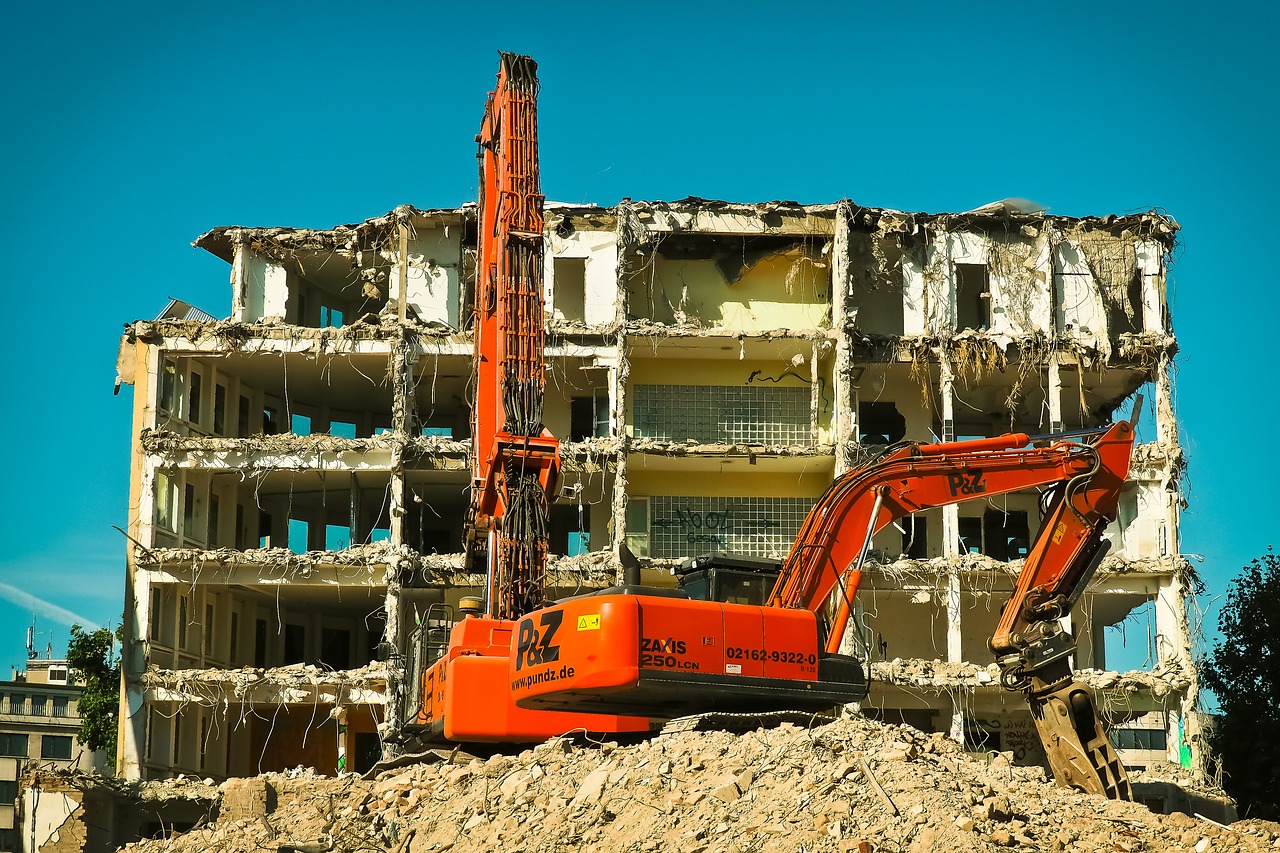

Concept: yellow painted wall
[[626, 468, 830, 499], [628, 250, 829, 330]]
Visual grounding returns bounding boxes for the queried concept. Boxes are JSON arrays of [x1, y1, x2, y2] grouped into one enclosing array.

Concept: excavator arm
[[468, 52, 560, 620], [767, 416, 1137, 797]]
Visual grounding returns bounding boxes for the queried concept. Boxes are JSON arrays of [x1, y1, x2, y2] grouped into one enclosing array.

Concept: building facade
[[1, 659, 103, 851], [115, 198, 1195, 781]]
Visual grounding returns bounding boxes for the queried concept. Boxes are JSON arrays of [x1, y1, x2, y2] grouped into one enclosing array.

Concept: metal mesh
[[633, 385, 810, 445], [647, 496, 813, 559]]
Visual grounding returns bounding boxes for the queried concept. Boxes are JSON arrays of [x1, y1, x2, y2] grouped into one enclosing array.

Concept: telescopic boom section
[[471, 53, 559, 620]]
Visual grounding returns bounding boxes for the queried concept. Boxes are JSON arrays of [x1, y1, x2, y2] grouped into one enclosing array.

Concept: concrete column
[[939, 350, 966, 743], [1047, 358, 1064, 434], [809, 342, 821, 445]]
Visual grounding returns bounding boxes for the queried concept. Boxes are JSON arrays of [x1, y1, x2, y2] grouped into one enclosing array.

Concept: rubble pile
[[124, 714, 1278, 853]]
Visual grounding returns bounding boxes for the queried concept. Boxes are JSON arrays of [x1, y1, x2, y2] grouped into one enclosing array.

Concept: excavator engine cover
[[509, 592, 867, 715]]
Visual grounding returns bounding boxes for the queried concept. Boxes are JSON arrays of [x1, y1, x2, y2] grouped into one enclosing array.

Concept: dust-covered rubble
[[121, 713, 1272, 853], [869, 657, 1193, 698]]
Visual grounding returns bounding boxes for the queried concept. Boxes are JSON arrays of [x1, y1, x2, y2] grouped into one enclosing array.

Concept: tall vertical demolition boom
[[468, 52, 560, 620]]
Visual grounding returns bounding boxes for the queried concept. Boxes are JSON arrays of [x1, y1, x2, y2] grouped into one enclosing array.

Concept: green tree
[[66, 624, 120, 769], [1201, 548, 1280, 819]]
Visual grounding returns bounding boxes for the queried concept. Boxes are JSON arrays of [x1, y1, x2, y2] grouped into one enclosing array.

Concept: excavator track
[[661, 710, 837, 735]]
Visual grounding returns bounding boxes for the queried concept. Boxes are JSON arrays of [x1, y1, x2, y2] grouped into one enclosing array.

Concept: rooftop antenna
[[26, 620, 36, 660]]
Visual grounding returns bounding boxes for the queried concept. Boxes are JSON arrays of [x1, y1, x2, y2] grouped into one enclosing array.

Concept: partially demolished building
[[115, 198, 1196, 782]]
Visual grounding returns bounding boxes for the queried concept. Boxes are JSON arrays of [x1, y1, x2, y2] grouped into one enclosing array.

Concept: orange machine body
[[412, 615, 651, 742], [509, 593, 864, 715]]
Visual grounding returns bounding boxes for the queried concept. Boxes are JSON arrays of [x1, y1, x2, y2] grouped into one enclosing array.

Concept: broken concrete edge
[[126, 315, 463, 349], [20, 766, 221, 803], [869, 656, 1193, 697], [843, 201, 1178, 247], [140, 660, 388, 692], [192, 204, 463, 265], [845, 328, 1178, 372], [139, 429, 470, 459], [862, 552, 1191, 579], [133, 544, 627, 587], [138, 430, 837, 463], [132, 546, 1192, 589]]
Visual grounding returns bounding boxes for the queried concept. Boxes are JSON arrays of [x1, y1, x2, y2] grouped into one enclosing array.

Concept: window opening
[[859, 401, 906, 444], [207, 494, 220, 546], [321, 305, 344, 328], [957, 516, 983, 554], [624, 498, 649, 558], [213, 383, 227, 434], [320, 628, 351, 670], [901, 514, 928, 559], [983, 510, 1030, 561], [291, 413, 312, 435], [183, 484, 196, 536], [263, 406, 279, 435], [331, 420, 357, 439], [553, 257, 587, 322], [0, 733, 28, 757], [178, 595, 189, 650], [156, 472, 175, 532], [258, 511, 273, 548], [284, 624, 306, 664], [188, 370, 203, 424], [229, 612, 239, 663], [288, 519, 309, 554], [41, 735, 72, 760], [199, 715, 209, 771], [326, 524, 351, 550], [955, 263, 990, 330], [160, 359, 178, 413], [254, 619, 267, 668]]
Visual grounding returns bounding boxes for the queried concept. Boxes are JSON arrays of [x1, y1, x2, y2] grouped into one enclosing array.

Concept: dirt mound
[[123, 714, 1277, 853]]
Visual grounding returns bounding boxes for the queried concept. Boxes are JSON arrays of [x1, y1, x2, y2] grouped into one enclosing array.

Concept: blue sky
[[0, 3, 1274, 678]]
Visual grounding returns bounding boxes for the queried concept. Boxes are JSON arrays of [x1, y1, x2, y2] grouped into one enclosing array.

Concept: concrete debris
[[127, 315, 462, 351], [114, 712, 1272, 853], [864, 552, 1185, 579], [142, 661, 388, 693], [867, 658, 1192, 697], [136, 542, 460, 577]]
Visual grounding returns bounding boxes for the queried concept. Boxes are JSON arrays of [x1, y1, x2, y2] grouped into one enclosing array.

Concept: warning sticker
[[725, 663, 742, 675], [576, 614, 601, 631]]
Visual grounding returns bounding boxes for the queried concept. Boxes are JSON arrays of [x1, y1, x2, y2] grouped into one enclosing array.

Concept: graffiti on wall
[[966, 716, 1046, 765], [653, 505, 782, 547]]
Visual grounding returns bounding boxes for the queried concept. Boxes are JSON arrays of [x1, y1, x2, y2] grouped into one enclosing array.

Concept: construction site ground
[[112, 713, 1276, 853]]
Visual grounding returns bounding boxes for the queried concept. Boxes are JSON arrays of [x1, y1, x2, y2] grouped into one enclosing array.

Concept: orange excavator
[[402, 53, 651, 743], [403, 53, 1135, 801]]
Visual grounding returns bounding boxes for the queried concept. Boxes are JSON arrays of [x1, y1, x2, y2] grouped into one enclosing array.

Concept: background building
[[114, 198, 1194, 781], [1, 656, 105, 852]]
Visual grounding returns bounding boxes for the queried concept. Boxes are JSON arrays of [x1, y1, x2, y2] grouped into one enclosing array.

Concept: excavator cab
[[677, 553, 782, 605]]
